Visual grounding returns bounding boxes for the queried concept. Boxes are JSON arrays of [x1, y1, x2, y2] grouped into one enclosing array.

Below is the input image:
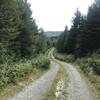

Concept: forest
[[57, 0, 100, 75], [56, 0, 100, 96], [57, 0, 100, 56], [0, 0, 100, 99], [0, 0, 51, 89]]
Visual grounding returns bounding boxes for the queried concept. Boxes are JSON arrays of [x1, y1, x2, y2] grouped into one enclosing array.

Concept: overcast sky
[[28, 0, 94, 31]]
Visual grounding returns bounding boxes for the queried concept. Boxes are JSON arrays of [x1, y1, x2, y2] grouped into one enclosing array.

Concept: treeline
[[57, 0, 100, 57], [0, 0, 50, 89], [0, 0, 48, 62], [56, 0, 100, 96]]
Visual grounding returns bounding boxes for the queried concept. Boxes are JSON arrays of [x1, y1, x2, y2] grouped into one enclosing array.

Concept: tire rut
[[9, 61, 60, 100], [61, 62, 94, 100]]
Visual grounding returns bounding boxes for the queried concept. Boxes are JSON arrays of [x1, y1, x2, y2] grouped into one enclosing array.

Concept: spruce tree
[[56, 26, 68, 52], [66, 9, 81, 54], [17, 0, 39, 58], [0, 0, 20, 56]]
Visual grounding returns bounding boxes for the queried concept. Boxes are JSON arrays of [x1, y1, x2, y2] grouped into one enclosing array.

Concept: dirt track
[[9, 49, 94, 100], [9, 61, 60, 100], [59, 60, 94, 100]]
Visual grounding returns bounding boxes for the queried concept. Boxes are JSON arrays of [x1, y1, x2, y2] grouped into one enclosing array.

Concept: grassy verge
[[54, 50, 100, 100], [0, 68, 47, 100], [44, 63, 68, 100], [54, 50, 75, 63], [75, 59, 100, 100], [0, 52, 50, 100], [75, 65, 100, 100]]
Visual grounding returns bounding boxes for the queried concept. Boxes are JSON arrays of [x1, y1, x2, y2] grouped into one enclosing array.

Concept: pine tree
[[86, 0, 100, 52], [16, 0, 39, 58], [56, 26, 68, 52], [65, 9, 81, 54], [78, 0, 100, 56], [76, 16, 88, 57], [0, 0, 21, 56]]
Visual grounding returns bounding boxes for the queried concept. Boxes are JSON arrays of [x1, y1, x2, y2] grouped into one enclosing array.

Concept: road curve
[[9, 49, 94, 100], [9, 61, 60, 100], [50, 49, 94, 100]]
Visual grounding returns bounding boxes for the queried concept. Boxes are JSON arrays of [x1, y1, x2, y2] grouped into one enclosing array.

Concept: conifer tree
[[0, 0, 21, 56], [66, 9, 81, 54], [57, 26, 68, 52]]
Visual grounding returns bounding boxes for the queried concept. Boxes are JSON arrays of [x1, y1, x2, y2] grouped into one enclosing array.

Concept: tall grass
[[32, 54, 50, 69], [54, 50, 75, 63], [75, 53, 100, 75]]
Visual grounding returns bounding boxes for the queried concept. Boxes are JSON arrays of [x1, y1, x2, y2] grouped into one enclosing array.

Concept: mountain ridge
[[44, 31, 63, 37]]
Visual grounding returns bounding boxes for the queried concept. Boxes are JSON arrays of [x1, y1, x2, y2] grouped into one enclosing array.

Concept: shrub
[[93, 61, 100, 75], [32, 54, 50, 69], [54, 51, 75, 63], [75, 57, 100, 75], [0, 60, 32, 89], [0, 52, 50, 89]]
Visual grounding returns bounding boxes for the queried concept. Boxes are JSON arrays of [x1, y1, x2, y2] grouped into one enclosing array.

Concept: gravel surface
[[9, 61, 60, 100], [61, 61, 94, 100]]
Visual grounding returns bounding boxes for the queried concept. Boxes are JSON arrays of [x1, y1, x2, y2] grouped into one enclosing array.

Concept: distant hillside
[[44, 31, 63, 37]]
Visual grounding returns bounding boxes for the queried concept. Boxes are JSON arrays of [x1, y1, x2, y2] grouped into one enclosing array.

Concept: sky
[[28, 0, 95, 31]]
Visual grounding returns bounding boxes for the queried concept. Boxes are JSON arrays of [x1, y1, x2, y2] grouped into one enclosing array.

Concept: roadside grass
[[88, 74, 100, 100], [0, 68, 47, 100], [54, 50, 100, 100], [75, 60, 100, 100], [54, 50, 75, 63], [0, 52, 50, 100], [44, 62, 68, 100]]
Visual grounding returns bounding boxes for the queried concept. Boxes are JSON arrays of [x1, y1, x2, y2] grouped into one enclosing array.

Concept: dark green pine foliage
[[57, 26, 69, 52], [0, 0, 20, 54], [0, 0, 48, 60], [38, 28, 48, 53], [66, 9, 81, 54], [77, 0, 100, 57], [75, 16, 88, 57], [16, 0, 38, 58], [57, 0, 100, 57], [0, 0, 22, 64], [85, 0, 100, 53]]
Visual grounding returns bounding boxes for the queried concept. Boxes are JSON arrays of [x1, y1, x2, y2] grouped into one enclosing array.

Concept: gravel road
[[9, 49, 94, 100], [9, 61, 60, 100], [50, 49, 94, 100], [59, 61, 94, 100]]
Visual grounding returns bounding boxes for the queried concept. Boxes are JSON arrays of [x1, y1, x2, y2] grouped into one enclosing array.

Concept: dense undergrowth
[[54, 50, 100, 99], [54, 50, 100, 75], [0, 52, 50, 90]]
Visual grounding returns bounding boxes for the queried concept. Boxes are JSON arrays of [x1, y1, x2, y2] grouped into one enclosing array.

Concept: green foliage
[[57, 1, 100, 57], [56, 0, 100, 75], [0, 52, 50, 89], [0, 0, 20, 55], [55, 50, 100, 76], [56, 26, 69, 52], [0, 0, 48, 58], [32, 53, 50, 69], [0, 0, 49, 90], [54, 50, 75, 63], [0, 59, 32, 89], [75, 58, 94, 75], [75, 52, 100, 75]]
